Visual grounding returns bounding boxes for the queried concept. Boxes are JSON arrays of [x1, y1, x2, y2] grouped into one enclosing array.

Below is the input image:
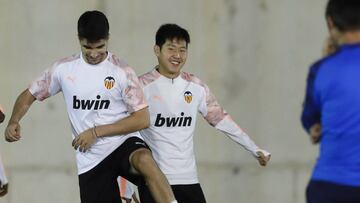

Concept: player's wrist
[[92, 125, 99, 138], [8, 119, 19, 125]]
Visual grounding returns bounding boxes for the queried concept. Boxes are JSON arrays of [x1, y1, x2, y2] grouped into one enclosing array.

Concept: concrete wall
[[0, 0, 328, 202]]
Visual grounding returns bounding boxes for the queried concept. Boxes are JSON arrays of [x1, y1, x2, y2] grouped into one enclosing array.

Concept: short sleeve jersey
[[29, 52, 147, 174]]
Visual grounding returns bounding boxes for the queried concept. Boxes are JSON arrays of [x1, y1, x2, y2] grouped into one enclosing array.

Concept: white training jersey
[[0, 105, 8, 186], [139, 68, 268, 185], [0, 154, 8, 187], [29, 52, 147, 174]]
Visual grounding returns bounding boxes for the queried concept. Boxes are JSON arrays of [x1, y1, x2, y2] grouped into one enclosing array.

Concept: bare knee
[[130, 148, 156, 174]]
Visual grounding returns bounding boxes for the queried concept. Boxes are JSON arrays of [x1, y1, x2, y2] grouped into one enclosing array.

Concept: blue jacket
[[302, 43, 360, 186]]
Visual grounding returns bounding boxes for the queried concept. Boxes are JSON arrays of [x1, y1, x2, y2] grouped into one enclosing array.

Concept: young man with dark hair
[[301, 0, 360, 202], [4, 10, 177, 203], [0, 105, 8, 197], [137, 23, 271, 203]]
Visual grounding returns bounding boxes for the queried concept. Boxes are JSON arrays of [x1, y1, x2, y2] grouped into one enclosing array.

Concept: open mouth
[[170, 61, 180, 65]]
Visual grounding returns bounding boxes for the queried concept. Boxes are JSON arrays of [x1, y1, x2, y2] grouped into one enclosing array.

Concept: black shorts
[[306, 180, 360, 203], [78, 137, 150, 203], [138, 183, 207, 203]]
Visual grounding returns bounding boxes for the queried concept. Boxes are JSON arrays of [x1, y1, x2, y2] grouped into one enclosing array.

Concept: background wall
[[0, 0, 328, 202]]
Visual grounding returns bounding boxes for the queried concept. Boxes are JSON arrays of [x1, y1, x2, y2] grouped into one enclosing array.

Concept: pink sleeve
[[122, 66, 148, 113], [28, 64, 61, 101], [28, 55, 79, 101], [191, 75, 227, 126]]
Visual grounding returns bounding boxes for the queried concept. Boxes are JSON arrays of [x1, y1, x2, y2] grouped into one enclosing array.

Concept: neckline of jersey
[[153, 67, 183, 83], [79, 51, 111, 67]]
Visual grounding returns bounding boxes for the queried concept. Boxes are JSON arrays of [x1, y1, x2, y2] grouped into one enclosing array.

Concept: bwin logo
[[154, 112, 192, 127], [73, 95, 110, 110]]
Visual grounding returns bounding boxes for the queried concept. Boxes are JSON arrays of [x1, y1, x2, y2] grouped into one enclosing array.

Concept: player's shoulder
[[53, 53, 81, 67], [308, 49, 343, 75], [107, 53, 129, 68], [180, 71, 208, 88], [138, 69, 161, 87], [107, 53, 137, 75]]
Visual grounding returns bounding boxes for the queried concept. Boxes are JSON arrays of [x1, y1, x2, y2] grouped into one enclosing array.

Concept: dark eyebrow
[[83, 44, 105, 49], [96, 44, 105, 49], [165, 44, 186, 49]]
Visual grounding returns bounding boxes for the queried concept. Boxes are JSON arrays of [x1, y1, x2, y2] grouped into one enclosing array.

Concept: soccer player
[[137, 24, 271, 203], [4, 11, 176, 203], [301, 1, 360, 202], [0, 105, 8, 197]]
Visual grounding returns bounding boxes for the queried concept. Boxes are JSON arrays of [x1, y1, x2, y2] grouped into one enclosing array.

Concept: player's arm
[[301, 63, 322, 144], [198, 81, 270, 166], [309, 123, 322, 144], [72, 107, 149, 152], [212, 116, 270, 166], [97, 107, 150, 136], [5, 89, 36, 142]]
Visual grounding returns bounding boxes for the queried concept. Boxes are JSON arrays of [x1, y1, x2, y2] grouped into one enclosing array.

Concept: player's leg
[[116, 137, 175, 203], [138, 183, 156, 203], [139, 183, 206, 203], [78, 157, 121, 203], [170, 184, 206, 203], [130, 148, 175, 203]]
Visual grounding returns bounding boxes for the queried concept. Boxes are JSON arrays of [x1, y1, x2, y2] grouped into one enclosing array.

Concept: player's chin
[[88, 60, 101, 65]]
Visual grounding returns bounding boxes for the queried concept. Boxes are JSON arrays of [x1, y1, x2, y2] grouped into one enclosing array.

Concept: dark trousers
[[79, 137, 150, 203], [139, 183, 207, 203], [306, 180, 360, 203]]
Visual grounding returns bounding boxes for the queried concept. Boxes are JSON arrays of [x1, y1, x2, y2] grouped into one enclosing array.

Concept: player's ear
[[154, 45, 160, 57], [326, 16, 335, 31]]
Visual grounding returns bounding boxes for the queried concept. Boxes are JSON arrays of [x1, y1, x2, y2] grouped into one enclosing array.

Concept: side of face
[[79, 38, 108, 65], [154, 38, 188, 77], [327, 16, 341, 45]]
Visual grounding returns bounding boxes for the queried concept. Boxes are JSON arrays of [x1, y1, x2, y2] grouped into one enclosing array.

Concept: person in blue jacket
[[301, 0, 360, 202]]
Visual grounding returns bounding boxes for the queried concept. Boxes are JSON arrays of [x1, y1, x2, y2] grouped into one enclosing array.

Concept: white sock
[[170, 201, 178, 203]]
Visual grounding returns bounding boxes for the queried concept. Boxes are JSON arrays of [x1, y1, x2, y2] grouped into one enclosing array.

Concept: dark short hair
[[326, 0, 360, 32], [78, 10, 109, 42], [155, 24, 190, 48]]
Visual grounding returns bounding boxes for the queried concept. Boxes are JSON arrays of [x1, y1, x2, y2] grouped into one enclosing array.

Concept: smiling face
[[80, 38, 108, 65], [155, 38, 188, 78]]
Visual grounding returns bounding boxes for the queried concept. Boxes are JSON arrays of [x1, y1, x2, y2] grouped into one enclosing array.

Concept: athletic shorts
[[78, 137, 150, 203], [306, 180, 360, 203], [138, 183, 207, 203]]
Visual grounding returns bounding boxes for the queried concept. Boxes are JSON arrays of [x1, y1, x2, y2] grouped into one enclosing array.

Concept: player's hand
[[256, 150, 271, 166], [309, 123, 322, 144], [0, 183, 8, 197], [5, 121, 21, 142], [72, 128, 97, 152]]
